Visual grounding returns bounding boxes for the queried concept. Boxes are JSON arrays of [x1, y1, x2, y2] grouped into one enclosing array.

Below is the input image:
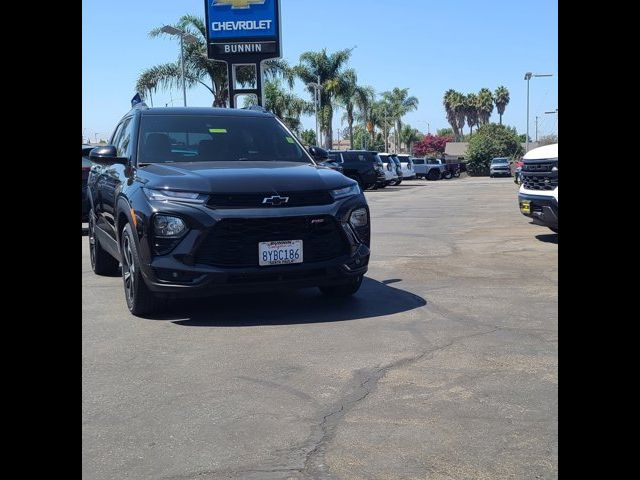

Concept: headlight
[[552, 166, 558, 172], [331, 184, 361, 200], [143, 188, 208, 204], [154, 215, 187, 237], [349, 208, 368, 227]]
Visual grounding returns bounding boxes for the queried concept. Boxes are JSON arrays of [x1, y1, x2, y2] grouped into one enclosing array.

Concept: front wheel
[[121, 223, 158, 316], [427, 169, 440, 181], [443, 171, 452, 179], [319, 275, 363, 297]]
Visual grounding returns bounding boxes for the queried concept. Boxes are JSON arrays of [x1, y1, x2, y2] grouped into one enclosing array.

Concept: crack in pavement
[[299, 327, 500, 479]]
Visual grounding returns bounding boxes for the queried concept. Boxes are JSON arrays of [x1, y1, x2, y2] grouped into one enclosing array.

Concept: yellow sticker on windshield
[[209, 128, 227, 134], [285, 137, 295, 144]]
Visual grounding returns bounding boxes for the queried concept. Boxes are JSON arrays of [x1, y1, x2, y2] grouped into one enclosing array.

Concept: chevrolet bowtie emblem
[[213, 0, 266, 8], [262, 195, 289, 206]]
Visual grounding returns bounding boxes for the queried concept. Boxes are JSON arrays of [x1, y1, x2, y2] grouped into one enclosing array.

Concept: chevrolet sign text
[[212, 20, 273, 32]]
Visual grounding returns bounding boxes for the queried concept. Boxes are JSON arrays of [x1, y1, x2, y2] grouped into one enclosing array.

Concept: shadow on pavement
[[536, 233, 558, 244], [151, 277, 426, 327]]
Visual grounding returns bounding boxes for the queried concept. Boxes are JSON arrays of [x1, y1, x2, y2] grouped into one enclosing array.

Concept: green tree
[[399, 124, 422, 153], [243, 79, 313, 133], [494, 86, 510, 125], [292, 48, 354, 149], [300, 129, 317, 146], [382, 87, 419, 152], [443, 90, 459, 141], [437, 127, 454, 137], [337, 71, 373, 150], [477, 88, 495, 125], [467, 123, 524, 176], [465, 93, 479, 136], [136, 14, 290, 107]]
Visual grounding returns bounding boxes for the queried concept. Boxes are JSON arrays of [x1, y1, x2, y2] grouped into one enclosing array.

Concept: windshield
[[379, 154, 391, 163], [137, 115, 312, 164], [491, 158, 509, 165]]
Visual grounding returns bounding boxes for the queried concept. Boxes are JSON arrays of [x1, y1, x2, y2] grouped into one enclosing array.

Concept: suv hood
[[137, 161, 354, 193]]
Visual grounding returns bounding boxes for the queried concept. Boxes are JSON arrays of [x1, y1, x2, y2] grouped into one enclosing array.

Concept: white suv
[[518, 143, 558, 233]]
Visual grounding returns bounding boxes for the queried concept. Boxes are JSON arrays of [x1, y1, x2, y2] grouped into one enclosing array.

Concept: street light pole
[[524, 72, 553, 152], [161, 26, 198, 108], [535, 116, 538, 143], [180, 34, 186, 107]]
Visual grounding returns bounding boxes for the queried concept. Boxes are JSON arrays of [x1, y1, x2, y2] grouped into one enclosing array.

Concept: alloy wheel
[[122, 235, 135, 304]]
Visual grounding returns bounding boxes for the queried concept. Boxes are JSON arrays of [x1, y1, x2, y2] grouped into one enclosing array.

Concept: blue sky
[[82, 0, 558, 143]]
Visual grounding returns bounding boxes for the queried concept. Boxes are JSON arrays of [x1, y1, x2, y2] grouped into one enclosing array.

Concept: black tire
[[427, 169, 440, 181], [443, 171, 452, 179], [549, 227, 558, 233], [89, 210, 119, 276], [490, 174, 494, 178], [319, 275, 363, 297], [121, 223, 158, 316], [364, 183, 375, 190], [453, 171, 460, 178], [395, 179, 402, 186]]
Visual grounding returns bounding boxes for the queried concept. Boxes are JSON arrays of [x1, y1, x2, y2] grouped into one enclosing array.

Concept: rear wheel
[[427, 169, 440, 181], [319, 275, 363, 297], [89, 211, 119, 276], [121, 223, 158, 316], [443, 171, 452, 179]]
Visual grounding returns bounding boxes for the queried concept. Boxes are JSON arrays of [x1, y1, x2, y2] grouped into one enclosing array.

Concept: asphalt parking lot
[[82, 176, 557, 480]]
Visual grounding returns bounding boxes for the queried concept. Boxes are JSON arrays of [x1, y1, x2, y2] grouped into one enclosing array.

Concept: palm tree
[[243, 79, 313, 133], [399, 124, 422, 153], [353, 87, 377, 145], [494, 86, 510, 124], [383, 88, 419, 152], [136, 15, 290, 107], [443, 89, 461, 141], [477, 88, 495, 125], [372, 100, 395, 152], [337, 71, 373, 149], [292, 48, 354, 149], [465, 93, 479, 136]]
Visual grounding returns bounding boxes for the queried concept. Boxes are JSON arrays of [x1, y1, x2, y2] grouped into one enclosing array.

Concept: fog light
[[349, 208, 368, 227], [154, 215, 186, 237]]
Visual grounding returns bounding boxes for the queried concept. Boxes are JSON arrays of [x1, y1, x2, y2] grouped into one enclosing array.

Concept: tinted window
[[138, 115, 310, 164], [114, 118, 133, 157], [413, 159, 424, 165], [379, 154, 390, 163], [491, 158, 509, 164]]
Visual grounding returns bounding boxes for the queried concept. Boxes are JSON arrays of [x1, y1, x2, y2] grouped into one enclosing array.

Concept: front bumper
[[518, 192, 558, 229], [134, 194, 371, 297], [491, 169, 511, 176]]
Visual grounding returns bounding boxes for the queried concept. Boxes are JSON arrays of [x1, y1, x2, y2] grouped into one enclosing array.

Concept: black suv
[[327, 150, 386, 190], [87, 104, 371, 315]]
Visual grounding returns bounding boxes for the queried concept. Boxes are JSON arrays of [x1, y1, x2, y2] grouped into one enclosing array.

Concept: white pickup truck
[[412, 157, 446, 180]]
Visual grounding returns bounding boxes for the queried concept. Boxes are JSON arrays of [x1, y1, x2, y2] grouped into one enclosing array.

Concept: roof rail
[[242, 105, 269, 113]]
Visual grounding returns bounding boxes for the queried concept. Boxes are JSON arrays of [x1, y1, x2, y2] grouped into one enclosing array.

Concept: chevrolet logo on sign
[[213, 0, 266, 8]]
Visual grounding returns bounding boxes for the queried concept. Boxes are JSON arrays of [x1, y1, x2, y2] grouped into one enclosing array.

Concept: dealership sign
[[205, 0, 281, 59]]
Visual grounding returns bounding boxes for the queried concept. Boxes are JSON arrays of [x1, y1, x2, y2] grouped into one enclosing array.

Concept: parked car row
[[308, 148, 460, 190]]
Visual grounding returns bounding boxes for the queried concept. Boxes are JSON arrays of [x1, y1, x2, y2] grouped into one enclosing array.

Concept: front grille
[[522, 160, 558, 191], [207, 191, 333, 209], [522, 173, 558, 191], [195, 216, 350, 267]]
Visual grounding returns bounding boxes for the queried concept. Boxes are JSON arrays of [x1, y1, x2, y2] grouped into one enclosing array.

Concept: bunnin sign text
[[205, 0, 281, 60]]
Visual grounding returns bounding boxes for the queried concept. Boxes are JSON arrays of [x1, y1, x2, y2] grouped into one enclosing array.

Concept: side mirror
[[89, 145, 128, 166], [308, 145, 329, 161]]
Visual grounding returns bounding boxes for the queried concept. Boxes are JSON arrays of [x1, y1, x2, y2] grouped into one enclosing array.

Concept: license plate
[[259, 240, 303, 266], [520, 201, 531, 214]]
